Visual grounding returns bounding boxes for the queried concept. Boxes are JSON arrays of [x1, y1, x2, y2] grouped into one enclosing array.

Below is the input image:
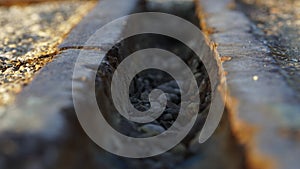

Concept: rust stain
[[221, 56, 232, 62], [223, 71, 229, 76], [195, 1, 277, 169], [224, 91, 275, 169], [194, 0, 215, 35]]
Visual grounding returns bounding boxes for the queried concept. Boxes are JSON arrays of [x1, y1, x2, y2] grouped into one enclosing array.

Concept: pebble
[[151, 102, 163, 113], [162, 114, 173, 121], [167, 93, 180, 104], [291, 58, 298, 62], [141, 91, 149, 101], [165, 107, 179, 115], [122, 16, 211, 167], [164, 80, 179, 88], [165, 108, 179, 119], [157, 93, 168, 105], [161, 121, 173, 129], [130, 97, 140, 104], [139, 124, 165, 135], [157, 84, 180, 95]]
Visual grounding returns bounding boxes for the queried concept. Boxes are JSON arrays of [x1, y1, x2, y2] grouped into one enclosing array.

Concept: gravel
[[95, 32, 212, 168]]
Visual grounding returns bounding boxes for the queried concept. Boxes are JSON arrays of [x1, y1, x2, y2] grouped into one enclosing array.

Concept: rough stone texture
[[197, 0, 300, 169], [0, 0, 139, 136], [0, 50, 123, 169], [237, 0, 300, 98], [0, 0, 140, 168], [0, 1, 96, 107], [0, 49, 101, 134], [1, 49, 141, 169]]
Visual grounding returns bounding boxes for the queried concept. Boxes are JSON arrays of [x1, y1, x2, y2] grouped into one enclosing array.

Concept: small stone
[[139, 124, 165, 135], [161, 121, 173, 129], [167, 93, 180, 104], [130, 97, 140, 104], [157, 93, 168, 105], [162, 114, 173, 121], [141, 92, 149, 101], [165, 80, 179, 88], [165, 108, 179, 119], [158, 84, 180, 95], [165, 107, 178, 114], [151, 102, 163, 113], [291, 58, 298, 62]]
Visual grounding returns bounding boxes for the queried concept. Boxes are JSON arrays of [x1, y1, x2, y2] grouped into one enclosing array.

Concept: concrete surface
[[0, 0, 139, 168], [0, 0, 96, 107]]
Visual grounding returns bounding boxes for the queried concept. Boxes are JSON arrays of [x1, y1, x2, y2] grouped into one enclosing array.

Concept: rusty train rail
[[196, 0, 300, 169]]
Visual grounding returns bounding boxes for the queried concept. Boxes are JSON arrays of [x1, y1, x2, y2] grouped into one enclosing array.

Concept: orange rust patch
[[221, 56, 232, 62], [195, 0, 215, 35], [223, 71, 229, 76]]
